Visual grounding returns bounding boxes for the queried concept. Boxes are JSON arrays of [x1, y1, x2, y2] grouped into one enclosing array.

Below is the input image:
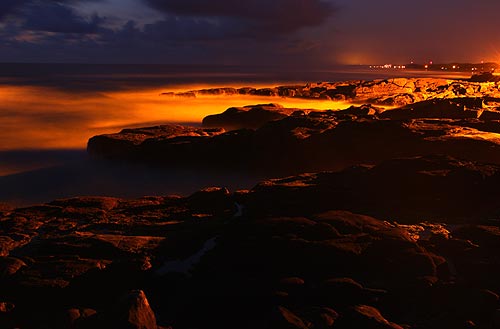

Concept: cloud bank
[[0, 0, 337, 65]]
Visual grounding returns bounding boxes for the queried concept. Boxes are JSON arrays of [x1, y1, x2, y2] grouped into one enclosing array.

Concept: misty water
[[0, 64, 470, 205]]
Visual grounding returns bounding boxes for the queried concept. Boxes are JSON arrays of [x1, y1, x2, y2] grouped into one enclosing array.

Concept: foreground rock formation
[[2, 156, 500, 328], [89, 97, 500, 174]]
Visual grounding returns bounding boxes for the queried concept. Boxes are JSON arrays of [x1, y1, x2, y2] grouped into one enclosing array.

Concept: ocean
[[0, 63, 471, 205]]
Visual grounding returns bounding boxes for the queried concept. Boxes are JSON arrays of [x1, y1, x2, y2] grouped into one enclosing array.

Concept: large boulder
[[202, 104, 290, 130], [112, 290, 158, 329], [336, 305, 404, 329], [87, 125, 224, 159]]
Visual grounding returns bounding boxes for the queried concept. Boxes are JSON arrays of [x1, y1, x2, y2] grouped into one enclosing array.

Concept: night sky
[[0, 0, 499, 66]]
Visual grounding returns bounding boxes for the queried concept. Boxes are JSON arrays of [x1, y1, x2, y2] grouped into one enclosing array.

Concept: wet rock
[[337, 305, 404, 329], [202, 103, 290, 130], [0, 203, 12, 214], [87, 125, 224, 159], [0, 302, 14, 313], [195, 87, 239, 96], [380, 99, 481, 120], [301, 307, 339, 328], [3, 154, 500, 328], [470, 72, 500, 83], [319, 278, 382, 306], [245, 156, 500, 223], [0, 257, 27, 277], [187, 187, 231, 214], [279, 277, 306, 287], [334, 104, 384, 118], [65, 308, 97, 328], [87, 95, 500, 174], [0, 236, 18, 257], [272, 306, 311, 329], [112, 290, 158, 329], [168, 78, 500, 105], [478, 109, 500, 120]]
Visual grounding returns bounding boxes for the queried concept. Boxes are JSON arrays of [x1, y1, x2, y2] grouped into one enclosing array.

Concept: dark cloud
[[144, 0, 336, 35], [140, 18, 240, 41], [0, 0, 30, 18], [21, 2, 103, 34], [0, 17, 332, 66], [0, 0, 105, 34], [0, 0, 337, 66]]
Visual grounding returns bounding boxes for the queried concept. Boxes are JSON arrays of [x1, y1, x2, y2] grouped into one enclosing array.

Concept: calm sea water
[[0, 64, 470, 205]]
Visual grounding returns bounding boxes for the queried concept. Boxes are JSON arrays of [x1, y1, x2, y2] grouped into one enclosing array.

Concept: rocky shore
[[88, 97, 500, 174], [4, 77, 500, 328], [163, 77, 500, 106], [3, 155, 500, 328]]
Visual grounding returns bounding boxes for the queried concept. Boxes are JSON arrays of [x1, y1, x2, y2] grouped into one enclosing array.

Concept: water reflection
[[0, 85, 349, 152]]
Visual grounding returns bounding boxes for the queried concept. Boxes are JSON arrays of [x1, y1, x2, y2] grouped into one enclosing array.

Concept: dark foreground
[[3, 77, 500, 328], [2, 155, 500, 328]]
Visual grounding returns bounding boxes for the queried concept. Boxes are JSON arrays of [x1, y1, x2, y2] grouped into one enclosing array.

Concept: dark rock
[[470, 71, 500, 83], [269, 306, 339, 329], [380, 98, 481, 120], [279, 277, 306, 287], [87, 125, 224, 160], [175, 91, 196, 98], [334, 104, 384, 118], [245, 156, 500, 223], [478, 109, 500, 120], [168, 78, 500, 106], [0, 302, 14, 313], [87, 96, 500, 174], [0, 236, 19, 257], [336, 305, 404, 329], [12, 125, 500, 329], [1, 181, 500, 328], [65, 308, 97, 328], [187, 187, 232, 215], [0, 257, 27, 277], [271, 306, 311, 329], [112, 290, 158, 329], [0, 203, 12, 214], [301, 307, 339, 328], [422, 285, 500, 327], [202, 103, 289, 130], [319, 278, 380, 306], [196, 87, 239, 96], [252, 87, 279, 97]]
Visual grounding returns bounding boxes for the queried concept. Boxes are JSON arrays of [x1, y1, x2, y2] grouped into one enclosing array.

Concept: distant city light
[[369, 62, 498, 72], [369, 64, 406, 70]]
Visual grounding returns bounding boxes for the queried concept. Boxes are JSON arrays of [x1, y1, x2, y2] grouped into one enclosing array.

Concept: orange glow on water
[[0, 85, 352, 151]]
